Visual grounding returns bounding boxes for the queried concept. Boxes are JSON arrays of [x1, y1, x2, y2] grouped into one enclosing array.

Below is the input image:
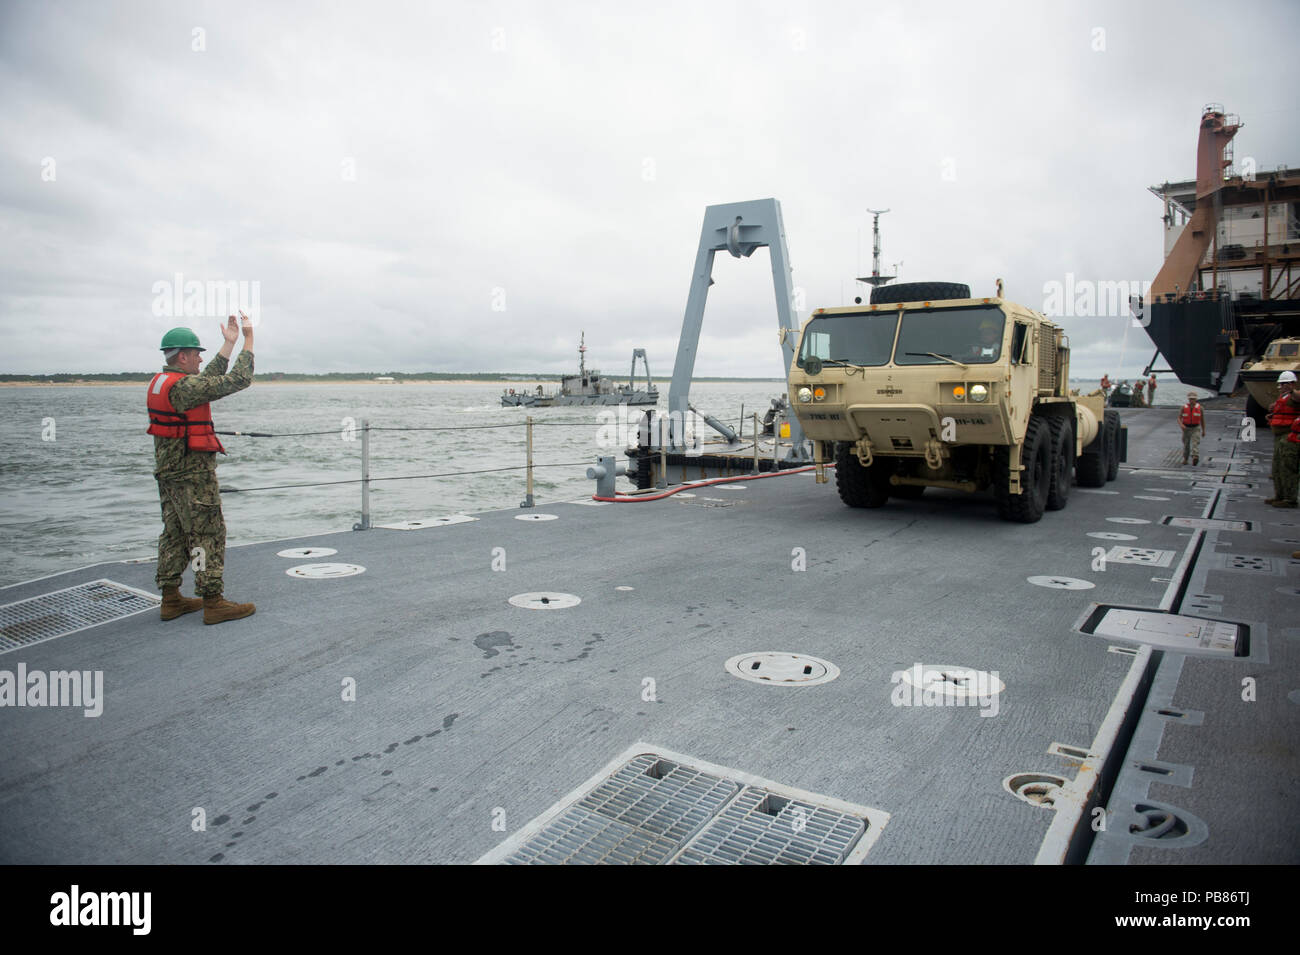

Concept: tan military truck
[[788, 282, 1124, 522]]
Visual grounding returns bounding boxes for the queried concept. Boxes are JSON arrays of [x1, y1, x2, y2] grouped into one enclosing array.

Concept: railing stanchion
[[521, 416, 535, 508], [657, 416, 668, 489], [358, 418, 371, 530]]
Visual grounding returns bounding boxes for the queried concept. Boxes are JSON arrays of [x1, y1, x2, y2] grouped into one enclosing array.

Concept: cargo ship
[[1140, 105, 1300, 422]]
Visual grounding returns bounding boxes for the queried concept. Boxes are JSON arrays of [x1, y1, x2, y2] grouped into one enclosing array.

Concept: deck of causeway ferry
[[1, 405, 1296, 864]]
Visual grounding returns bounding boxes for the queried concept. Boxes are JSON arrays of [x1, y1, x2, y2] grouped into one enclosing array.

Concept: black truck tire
[[996, 417, 1051, 523], [1246, 394, 1268, 429], [869, 282, 971, 305], [1046, 416, 1074, 511], [1105, 410, 1121, 481], [835, 442, 891, 508]]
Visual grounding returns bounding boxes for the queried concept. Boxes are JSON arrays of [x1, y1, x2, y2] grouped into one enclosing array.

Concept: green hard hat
[[159, 327, 204, 351]]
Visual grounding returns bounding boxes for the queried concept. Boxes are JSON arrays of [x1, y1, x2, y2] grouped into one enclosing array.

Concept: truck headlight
[[798, 387, 813, 403], [970, 384, 989, 402]]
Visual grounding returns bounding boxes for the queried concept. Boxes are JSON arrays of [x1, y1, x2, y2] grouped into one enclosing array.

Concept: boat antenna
[[579, 331, 586, 380]]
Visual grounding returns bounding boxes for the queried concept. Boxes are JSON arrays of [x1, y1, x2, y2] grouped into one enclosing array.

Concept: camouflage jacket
[[152, 350, 254, 480]]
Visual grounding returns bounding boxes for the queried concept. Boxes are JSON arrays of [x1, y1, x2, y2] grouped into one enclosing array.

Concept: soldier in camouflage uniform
[[149, 315, 257, 624]]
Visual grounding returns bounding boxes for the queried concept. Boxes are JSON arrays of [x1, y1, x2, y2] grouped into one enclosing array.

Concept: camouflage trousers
[[1181, 425, 1201, 461], [1274, 434, 1300, 504], [155, 471, 227, 596]]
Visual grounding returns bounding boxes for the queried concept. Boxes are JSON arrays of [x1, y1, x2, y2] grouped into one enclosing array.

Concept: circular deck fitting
[[1028, 575, 1094, 590], [897, 665, 1004, 700], [725, 652, 840, 687], [1106, 517, 1150, 525], [515, 513, 558, 522], [1133, 495, 1170, 501], [615, 586, 635, 592], [1123, 801, 1204, 845], [508, 592, 580, 610], [1087, 531, 1137, 541], [675, 493, 697, 499], [285, 563, 365, 579], [276, 547, 338, 559], [1003, 772, 1066, 809], [715, 484, 747, 490]]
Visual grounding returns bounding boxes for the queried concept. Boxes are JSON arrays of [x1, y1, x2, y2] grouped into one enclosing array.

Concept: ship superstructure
[[1141, 105, 1300, 407]]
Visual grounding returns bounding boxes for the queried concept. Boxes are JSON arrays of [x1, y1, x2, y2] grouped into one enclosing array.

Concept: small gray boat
[[502, 334, 658, 407]]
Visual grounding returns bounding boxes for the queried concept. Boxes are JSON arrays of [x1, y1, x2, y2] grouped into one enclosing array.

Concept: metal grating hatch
[[0, 579, 159, 653], [483, 747, 886, 865], [673, 787, 865, 865], [502, 805, 683, 865], [502, 754, 738, 865]]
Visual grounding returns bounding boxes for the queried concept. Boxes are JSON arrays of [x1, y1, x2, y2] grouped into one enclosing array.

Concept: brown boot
[[203, 593, 256, 625], [161, 586, 204, 621]]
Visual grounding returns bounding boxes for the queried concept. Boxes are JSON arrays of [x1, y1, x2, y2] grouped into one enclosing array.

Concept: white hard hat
[[1278, 371, 1298, 383]]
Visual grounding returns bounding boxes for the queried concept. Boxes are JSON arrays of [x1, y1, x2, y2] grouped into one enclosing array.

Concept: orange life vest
[[1179, 403, 1203, 427], [1290, 414, 1300, 444], [1270, 395, 1300, 431], [146, 372, 226, 453]]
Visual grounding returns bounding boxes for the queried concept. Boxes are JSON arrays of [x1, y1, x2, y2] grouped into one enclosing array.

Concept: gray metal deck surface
[[1, 407, 1296, 864]]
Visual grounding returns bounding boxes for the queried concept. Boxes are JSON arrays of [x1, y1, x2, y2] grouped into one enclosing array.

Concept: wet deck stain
[[220, 711, 464, 859], [474, 631, 514, 659]]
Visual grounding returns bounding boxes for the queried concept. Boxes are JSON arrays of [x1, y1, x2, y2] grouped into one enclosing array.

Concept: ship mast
[[856, 208, 895, 288], [579, 331, 586, 380]]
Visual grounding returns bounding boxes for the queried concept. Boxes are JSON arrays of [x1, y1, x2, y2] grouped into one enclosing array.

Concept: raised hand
[[221, 315, 240, 344]]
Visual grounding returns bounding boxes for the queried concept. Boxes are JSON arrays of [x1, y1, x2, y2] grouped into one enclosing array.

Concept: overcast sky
[[2, 0, 1297, 379]]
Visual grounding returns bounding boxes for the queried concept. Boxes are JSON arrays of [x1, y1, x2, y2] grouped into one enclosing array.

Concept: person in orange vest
[[1289, 409, 1300, 556], [1147, 374, 1157, 406], [1132, 378, 1145, 407], [1179, 392, 1205, 466], [1269, 371, 1300, 507], [148, 315, 257, 623], [1100, 374, 1112, 397]]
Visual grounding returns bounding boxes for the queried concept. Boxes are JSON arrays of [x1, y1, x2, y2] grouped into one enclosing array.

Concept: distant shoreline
[[0, 377, 785, 388]]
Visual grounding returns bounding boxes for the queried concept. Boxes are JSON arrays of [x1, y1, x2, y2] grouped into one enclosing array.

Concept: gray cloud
[[2, 0, 1297, 379]]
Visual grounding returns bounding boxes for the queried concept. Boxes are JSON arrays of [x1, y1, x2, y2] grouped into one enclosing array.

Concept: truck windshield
[[797, 313, 897, 368], [894, 306, 1005, 365]]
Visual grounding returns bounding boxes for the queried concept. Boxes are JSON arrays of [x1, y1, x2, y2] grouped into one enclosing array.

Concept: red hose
[[593, 464, 830, 502]]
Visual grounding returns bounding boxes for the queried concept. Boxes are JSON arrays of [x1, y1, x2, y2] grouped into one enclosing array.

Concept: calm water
[[0, 377, 1197, 587], [0, 381, 791, 587]]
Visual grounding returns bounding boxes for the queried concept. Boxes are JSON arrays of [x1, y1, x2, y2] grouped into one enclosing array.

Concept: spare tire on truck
[[869, 282, 971, 305]]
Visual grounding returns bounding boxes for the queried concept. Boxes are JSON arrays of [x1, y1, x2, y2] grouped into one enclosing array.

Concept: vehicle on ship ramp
[[788, 282, 1125, 522]]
